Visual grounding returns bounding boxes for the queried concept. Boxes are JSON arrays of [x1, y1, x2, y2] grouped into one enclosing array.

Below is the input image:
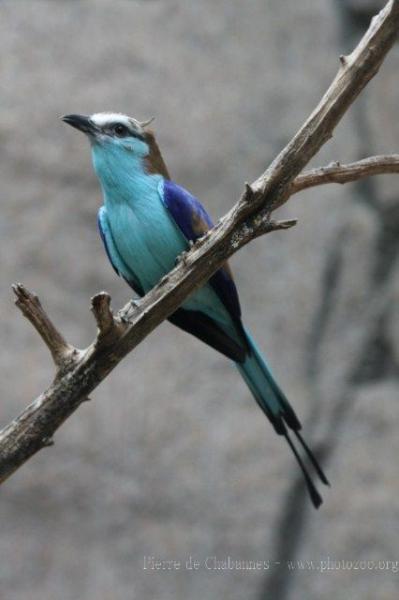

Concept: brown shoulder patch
[[144, 130, 171, 179]]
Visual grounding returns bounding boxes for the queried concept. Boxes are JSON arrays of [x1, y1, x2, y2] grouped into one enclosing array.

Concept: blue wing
[[161, 179, 249, 362], [161, 179, 242, 321]]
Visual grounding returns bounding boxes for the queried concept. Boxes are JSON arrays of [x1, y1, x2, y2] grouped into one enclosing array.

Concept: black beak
[[61, 114, 97, 135]]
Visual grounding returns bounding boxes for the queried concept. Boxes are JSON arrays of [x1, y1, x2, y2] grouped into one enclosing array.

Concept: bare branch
[[12, 284, 73, 367], [292, 154, 399, 193], [0, 0, 398, 484], [247, 0, 399, 213], [91, 292, 127, 349]]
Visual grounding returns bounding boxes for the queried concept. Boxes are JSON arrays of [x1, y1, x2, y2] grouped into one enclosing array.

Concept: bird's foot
[[176, 241, 194, 266], [176, 251, 188, 265]]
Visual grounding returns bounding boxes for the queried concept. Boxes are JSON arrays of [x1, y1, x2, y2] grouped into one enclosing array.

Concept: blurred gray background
[[0, 1, 398, 599]]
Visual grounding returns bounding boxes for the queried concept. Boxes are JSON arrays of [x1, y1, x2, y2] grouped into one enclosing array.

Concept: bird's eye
[[113, 123, 129, 137]]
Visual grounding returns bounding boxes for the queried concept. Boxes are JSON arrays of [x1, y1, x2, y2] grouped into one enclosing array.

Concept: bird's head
[[62, 112, 170, 180]]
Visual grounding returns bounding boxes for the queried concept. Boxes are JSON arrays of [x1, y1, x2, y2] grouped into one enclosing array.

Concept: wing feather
[[161, 179, 242, 320]]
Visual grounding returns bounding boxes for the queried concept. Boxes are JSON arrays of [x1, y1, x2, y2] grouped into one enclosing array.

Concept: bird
[[62, 112, 329, 507]]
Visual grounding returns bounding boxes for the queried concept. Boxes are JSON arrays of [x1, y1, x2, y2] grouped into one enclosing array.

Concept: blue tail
[[236, 329, 329, 508]]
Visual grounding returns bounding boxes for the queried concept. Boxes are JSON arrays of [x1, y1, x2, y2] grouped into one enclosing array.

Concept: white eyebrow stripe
[[90, 113, 132, 128]]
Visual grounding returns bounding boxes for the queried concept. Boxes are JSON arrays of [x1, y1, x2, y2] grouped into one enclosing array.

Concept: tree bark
[[0, 0, 398, 485]]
